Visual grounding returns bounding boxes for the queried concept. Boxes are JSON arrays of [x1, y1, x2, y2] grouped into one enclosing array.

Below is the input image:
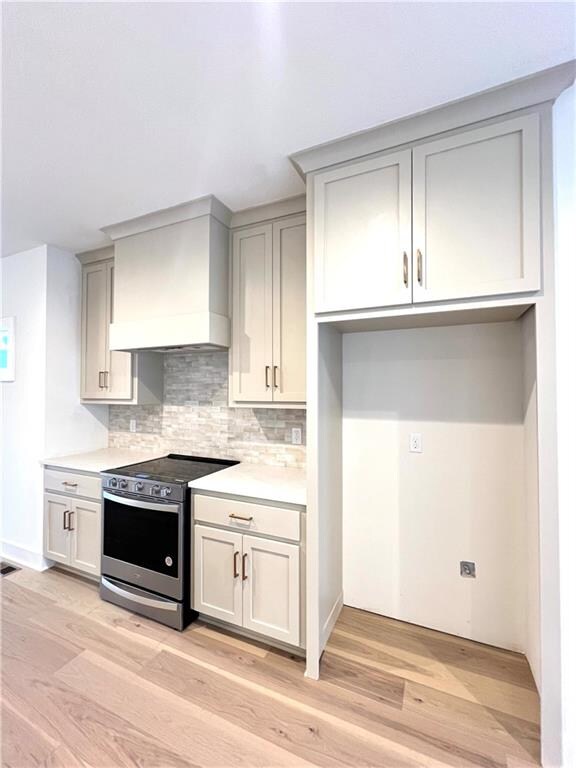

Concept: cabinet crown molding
[[101, 195, 233, 241], [290, 59, 575, 176], [230, 195, 306, 229]]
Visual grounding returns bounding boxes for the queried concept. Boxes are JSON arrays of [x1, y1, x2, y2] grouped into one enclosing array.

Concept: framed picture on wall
[[0, 317, 15, 382]]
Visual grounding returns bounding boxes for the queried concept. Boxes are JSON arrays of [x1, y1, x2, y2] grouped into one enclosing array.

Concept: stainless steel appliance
[[100, 454, 238, 630]]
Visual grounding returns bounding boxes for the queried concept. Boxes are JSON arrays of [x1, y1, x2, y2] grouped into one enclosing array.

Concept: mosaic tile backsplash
[[109, 351, 306, 468]]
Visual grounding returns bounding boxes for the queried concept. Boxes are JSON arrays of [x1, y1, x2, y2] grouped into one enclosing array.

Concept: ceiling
[[2, 2, 574, 257]]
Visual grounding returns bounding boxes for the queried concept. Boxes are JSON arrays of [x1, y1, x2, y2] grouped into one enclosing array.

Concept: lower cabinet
[[44, 492, 101, 577], [194, 524, 300, 646]]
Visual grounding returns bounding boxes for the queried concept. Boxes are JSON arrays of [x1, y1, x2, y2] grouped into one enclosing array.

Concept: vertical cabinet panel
[[411, 114, 540, 302], [272, 217, 306, 402], [81, 262, 109, 399], [105, 262, 133, 400], [194, 525, 243, 626], [44, 494, 70, 564], [313, 150, 412, 313], [69, 499, 101, 576], [231, 225, 274, 402], [242, 535, 300, 646]]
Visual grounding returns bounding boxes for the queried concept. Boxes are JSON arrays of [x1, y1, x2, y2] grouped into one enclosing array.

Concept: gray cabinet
[[231, 214, 306, 405], [80, 255, 163, 404]]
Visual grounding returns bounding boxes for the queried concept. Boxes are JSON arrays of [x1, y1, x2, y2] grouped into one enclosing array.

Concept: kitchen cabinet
[[312, 113, 541, 312], [194, 525, 243, 626], [241, 534, 300, 645], [231, 214, 306, 405], [412, 116, 541, 303], [313, 151, 412, 313], [193, 495, 302, 647], [80, 255, 163, 404], [43, 469, 102, 577]]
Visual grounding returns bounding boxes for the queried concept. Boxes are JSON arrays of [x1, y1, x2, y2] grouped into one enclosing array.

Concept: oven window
[[103, 497, 179, 577]]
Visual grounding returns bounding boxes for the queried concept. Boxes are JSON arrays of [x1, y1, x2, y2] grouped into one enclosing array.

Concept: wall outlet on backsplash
[[129, 419, 137, 433], [291, 428, 302, 445]]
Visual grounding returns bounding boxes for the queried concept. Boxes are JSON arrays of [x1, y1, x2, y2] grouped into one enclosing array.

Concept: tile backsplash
[[109, 351, 306, 468]]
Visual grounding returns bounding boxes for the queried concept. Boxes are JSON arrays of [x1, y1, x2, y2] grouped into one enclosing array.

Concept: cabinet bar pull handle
[[417, 249, 423, 286], [99, 371, 104, 388], [265, 366, 271, 389], [233, 551, 240, 578], [62, 481, 78, 488], [68, 510, 75, 531], [229, 513, 254, 522], [63, 509, 69, 530], [273, 366, 279, 389], [104, 371, 110, 388], [403, 252, 408, 287], [242, 553, 248, 581]]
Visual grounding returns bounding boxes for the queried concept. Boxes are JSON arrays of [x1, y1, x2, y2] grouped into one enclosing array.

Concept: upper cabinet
[[311, 113, 541, 313], [80, 252, 163, 404], [412, 116, 541, 303], [313, 151, 412, 313], [231, 213, 306, 405]]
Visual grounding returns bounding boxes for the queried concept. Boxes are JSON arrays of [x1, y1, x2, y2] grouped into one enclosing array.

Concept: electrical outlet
[[409, 432, 422, 453], [291, 427, 302, 445], [129, 419, 137, 433], [460, 561, 476, 578]]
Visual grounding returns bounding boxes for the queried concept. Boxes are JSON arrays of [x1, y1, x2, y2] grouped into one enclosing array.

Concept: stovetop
[[101, 454, 239, 501], [108, 454, 238, 484]]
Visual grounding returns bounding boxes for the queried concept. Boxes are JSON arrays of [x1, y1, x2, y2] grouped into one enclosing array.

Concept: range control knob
[[160, 487, 172, 498], [109, 477, 118, 488], [119, 479, 128, 489], [151, 484, 161, 495], [135, 481, 144, 492]]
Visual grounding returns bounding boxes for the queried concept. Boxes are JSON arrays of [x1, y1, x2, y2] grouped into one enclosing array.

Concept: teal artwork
[[0, 317, 15, 381]]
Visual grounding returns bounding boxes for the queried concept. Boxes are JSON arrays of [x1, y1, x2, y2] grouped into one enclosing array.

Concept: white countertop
[[43, 447, 166, 474], [189, 463, 306, 507]]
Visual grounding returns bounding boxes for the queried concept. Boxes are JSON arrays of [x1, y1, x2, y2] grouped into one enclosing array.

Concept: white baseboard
[[1, 541, 50, 571], [321, 591, 344, 651]]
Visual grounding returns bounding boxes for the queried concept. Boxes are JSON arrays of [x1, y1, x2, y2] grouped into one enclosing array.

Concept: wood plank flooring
[[1, 567, 540, 767]]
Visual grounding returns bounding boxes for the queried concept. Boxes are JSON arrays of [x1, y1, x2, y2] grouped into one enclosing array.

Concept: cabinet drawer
[[194, 495, 300, 542], [44, 469, 101, 500]]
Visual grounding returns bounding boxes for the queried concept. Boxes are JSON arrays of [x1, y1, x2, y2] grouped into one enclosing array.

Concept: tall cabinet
[[230, 213, 306, 405], [79, 248, 163, 404]]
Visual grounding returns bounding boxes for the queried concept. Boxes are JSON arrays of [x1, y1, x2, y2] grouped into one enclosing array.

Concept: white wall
[[0, 245, 108, 568], [1, 246, 49, 567], [553, 83, 576, 768], [342, 322, 530, 652]]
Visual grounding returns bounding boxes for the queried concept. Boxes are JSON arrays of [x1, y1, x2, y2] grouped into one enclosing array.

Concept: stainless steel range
[[100, 454, 238, 630]]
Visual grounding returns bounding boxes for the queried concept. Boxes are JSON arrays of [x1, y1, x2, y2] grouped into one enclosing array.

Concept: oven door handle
[[103, 491, 180, 514], [101, 577, 178, 611]]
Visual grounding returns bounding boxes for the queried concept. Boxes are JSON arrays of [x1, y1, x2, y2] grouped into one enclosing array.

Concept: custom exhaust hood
[[101, 196, 232, 352]]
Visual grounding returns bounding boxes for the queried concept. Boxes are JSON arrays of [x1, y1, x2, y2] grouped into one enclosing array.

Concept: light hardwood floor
[[1, 567, 540, 767]]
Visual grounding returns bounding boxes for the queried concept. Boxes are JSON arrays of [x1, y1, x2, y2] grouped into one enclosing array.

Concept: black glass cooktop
[[108, 454, 239, 485]]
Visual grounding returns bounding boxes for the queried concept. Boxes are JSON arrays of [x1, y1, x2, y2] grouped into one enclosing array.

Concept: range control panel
[[101, 474, 185, 502]]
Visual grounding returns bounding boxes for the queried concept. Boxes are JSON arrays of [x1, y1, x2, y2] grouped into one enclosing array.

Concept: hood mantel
[[102, 196, 232, 352]]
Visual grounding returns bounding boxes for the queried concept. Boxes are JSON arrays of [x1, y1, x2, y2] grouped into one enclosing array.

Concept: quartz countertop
[[43, 447, 166, 474], [188, 463, 306, 507]]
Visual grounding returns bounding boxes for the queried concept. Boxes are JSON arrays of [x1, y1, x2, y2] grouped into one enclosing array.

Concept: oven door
[[102, 491, 183, 600]]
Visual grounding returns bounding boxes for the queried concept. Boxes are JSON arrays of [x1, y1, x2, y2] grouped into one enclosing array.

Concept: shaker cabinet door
[[313, 150, 412, 313], [412, 114, 541, 303], [272, 216, 306, 402], [194, 525, 243, 626], [81, 262, 109, 399], [241, 535, 300, 646], [69, 499, 101, 577], [231, 225, 274, 402], [104, 261, 133, 400], [44, 493, 70, 564]]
